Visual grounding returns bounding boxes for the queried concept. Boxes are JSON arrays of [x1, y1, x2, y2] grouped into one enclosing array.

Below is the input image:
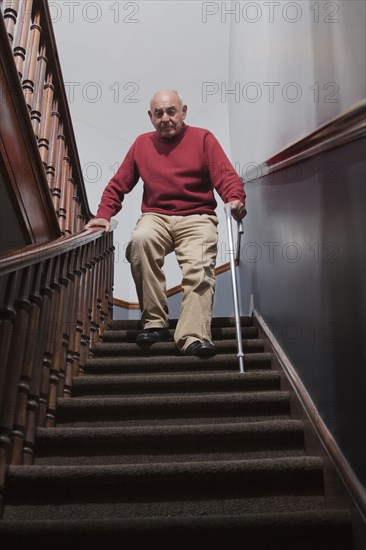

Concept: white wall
[[52, 0, 234, 303], [227, 0, 366, 168], [52, 1, 365, 306]]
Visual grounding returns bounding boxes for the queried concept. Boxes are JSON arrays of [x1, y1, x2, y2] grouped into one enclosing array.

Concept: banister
[[0, 223, 117, 506], [1, 0, 94, 238], [0, 221, 118, 276]]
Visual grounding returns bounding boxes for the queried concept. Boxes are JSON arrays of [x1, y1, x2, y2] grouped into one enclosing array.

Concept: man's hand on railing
[[85, 217, 111, 233], [225, 200, 247, 221]]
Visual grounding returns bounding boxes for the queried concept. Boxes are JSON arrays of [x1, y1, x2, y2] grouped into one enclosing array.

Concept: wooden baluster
[[55, 254, 71, 398], [38, 74, 55, 162], [72, 193, 80, 234], [13, 0, 33, 79], [31, 44, 47, 140], [72, 247, 83, 377], [22, 10, 41, 113], [99, 236, 108, 333], [103, 234, 112, 330], [21, 263, 42, 464], [0, 271, 18, 499], [74, 245, 87, 376], [79, 243, 92, 374], [0, 272, 17, 411], [105, 232, 114, 329], [63, 251, 76, 398], [38, 72, 54, 162], [77, 203, 84, 232], [46, 256, 64, 428], [52, 123, 65, 224], [108, 232, 115, 324], [0, 268, 31, 466], [95, 239, 103, 342], [3, 0, 20, 43], [46, 100, 60, 191], [83, 243, 95, 363], [34, 259, 53, 428], [59, 149, 70, 234], [11, 264, 42, 464], [64, 165, 74, 235], [88, 241, 98, 354]]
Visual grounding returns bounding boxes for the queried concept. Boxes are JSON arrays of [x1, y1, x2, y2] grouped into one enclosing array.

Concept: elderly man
[[86, 89, 246, 356]]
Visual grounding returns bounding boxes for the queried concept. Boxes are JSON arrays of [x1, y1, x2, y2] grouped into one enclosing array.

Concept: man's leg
[[172, 214, 218, 353], [126, 214, 173, 329]]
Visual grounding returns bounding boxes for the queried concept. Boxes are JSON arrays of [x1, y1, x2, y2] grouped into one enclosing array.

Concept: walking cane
[[225, 203, 245, 373]]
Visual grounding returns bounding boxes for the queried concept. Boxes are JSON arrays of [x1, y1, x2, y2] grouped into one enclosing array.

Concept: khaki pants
[[126, 213, 218, 352]]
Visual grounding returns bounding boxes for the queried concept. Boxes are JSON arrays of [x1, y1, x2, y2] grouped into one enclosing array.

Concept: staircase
[[0, 317, 354, 549]]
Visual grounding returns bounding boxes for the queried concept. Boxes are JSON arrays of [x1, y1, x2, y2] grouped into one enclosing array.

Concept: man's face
[[148, 92, 187, 139]]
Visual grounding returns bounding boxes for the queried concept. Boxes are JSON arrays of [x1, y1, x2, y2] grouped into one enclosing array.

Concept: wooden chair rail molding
[[1, 0, 93, 235], [0, 223, 116, 511]]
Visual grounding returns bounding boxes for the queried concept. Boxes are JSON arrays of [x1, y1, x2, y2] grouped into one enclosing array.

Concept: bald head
[[150, 89, 183, 110], [148, 89, 187, 139]]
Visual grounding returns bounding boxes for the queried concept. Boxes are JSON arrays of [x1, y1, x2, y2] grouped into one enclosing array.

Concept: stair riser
[[102, 327, 259, 342], [84, 360, 272, 376], [72, 378, 280, 397], [56, 401, 291, 426], [0, 517, 353, 550], [34, 449, 306, 466], [110, 317, 255, 330], [34, 430, 305, 464], [3, 494, 327, 522], [4, 464, 325, 517], [93, 341, 265, 357]]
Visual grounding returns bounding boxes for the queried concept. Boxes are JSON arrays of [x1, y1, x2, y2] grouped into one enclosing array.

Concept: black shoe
[[184, 341, 216, 357], [136, 327, 173, 346]]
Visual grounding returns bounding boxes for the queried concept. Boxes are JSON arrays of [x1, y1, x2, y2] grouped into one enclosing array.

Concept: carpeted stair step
[[1, 315, 355, 549], [34, 419, 305, 465], [93, 338, 265, 357], [3, 457, 326, 520], [0, 510, 354, 550], [84, 352, 272, 375], [71, 371, 281, 398], [101, 325, 259, 343], [55, 391, 291, 427]]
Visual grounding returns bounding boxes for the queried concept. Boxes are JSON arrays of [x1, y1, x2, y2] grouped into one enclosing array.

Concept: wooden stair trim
[[253, 308, 366, 525]]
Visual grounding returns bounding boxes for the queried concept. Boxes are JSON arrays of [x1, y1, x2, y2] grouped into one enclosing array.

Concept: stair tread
[[37, 419, 304, 439], [93, 339, 265, 356], [57, 391, 291, 408], [7, 456, 324, 480], [0, 509, 352, 528], [74, 370, 278, 383], [72, 370, 280, 391], [86, 352, 271, 364]]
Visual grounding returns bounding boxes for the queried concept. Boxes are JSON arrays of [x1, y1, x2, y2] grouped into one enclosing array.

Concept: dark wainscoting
[[239, 128, 365, 492]]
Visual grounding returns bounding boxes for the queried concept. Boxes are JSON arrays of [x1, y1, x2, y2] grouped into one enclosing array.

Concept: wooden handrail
[[0, 225, 116, 276], [1, 0, 94, 236]]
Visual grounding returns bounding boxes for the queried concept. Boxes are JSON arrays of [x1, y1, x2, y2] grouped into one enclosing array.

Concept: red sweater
[[96, 123, 246, 221]]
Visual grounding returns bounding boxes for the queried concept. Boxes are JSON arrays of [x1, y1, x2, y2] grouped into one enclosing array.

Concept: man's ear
[[182, 105, 187, 119], [148, 110, 152, 120]]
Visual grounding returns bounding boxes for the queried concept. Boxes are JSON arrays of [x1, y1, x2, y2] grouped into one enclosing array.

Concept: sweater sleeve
[[203, 132, 246, 205], [95, 142, 140, 221]]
